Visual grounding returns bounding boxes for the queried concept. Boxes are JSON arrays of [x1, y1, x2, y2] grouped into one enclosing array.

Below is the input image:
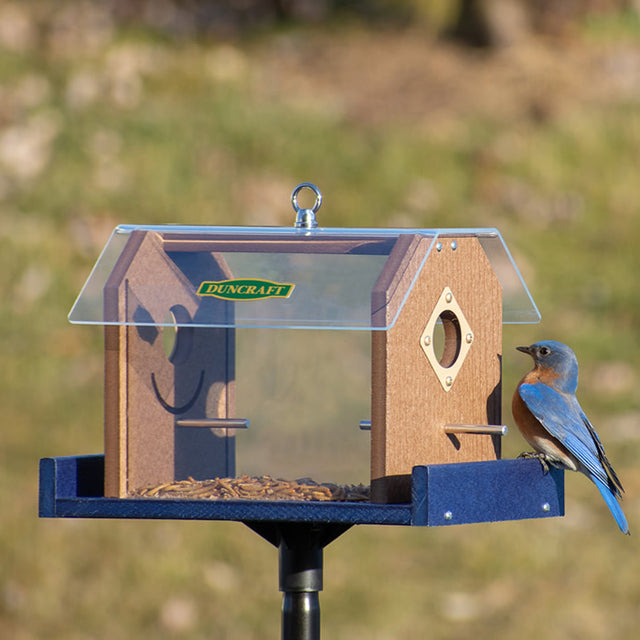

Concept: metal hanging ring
[[291, 183, 322, 214]]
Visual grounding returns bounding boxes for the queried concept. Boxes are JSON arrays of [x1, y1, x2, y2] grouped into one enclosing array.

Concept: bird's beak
[[516, 345, 533, 355]]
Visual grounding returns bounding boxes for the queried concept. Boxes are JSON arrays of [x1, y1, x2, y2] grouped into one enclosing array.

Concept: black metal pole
[[244, 521, 351, 640], [279, 536, 323, 640]]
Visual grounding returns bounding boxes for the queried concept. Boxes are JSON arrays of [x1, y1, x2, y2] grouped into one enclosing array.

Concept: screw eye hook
[[292, 183, 322, 229]]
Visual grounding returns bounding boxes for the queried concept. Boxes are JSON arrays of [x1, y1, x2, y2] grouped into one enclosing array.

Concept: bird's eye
[[539, 346, 551, 357]]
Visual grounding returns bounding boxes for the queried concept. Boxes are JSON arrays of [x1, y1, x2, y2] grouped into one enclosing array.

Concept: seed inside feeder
[[131, 475, 371, 502]]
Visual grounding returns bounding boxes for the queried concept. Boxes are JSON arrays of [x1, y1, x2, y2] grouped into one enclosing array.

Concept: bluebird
[[513, 340, 629, 534]]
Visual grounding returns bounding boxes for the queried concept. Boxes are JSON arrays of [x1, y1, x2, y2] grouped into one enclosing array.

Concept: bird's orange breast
[[511, 383, 579, 470]]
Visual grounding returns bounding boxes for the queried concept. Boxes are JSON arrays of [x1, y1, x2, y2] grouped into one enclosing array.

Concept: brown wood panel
[[103, 230, 236, 497], [103, 230, 149, 497], [371, 237, 503, 503]]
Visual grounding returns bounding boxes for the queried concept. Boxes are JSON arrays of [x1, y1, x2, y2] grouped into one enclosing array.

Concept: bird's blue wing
[[518, 382, 610, 487], [575, 400, 625, 495]]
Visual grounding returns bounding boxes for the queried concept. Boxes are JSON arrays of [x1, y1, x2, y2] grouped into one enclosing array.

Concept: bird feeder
[[39, 184, 564, 639]]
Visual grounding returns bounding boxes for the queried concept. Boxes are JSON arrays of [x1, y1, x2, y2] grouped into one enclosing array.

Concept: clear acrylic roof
[[68, 224, 540, 330]]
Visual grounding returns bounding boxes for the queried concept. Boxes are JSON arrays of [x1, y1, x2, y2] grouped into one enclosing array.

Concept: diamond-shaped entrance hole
[[420, 287, 473, 392]]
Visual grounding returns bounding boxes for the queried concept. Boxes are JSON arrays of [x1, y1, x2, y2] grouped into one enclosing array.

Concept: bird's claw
[[518, 451, 550, 474]]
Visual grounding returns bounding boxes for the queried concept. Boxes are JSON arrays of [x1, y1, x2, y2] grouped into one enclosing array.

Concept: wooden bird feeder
[[40, 184, 565, 640], [48, 182, 559, 512]]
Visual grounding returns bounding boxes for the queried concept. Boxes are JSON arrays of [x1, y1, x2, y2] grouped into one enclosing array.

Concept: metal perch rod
[[359, 421, 507, 436], [175, 418, 249, 428], [444, 424, 508, 436]]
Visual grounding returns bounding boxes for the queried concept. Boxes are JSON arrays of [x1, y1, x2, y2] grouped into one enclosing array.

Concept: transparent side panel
[[197, 251, 390, 329], [234, 329, 371, 484]]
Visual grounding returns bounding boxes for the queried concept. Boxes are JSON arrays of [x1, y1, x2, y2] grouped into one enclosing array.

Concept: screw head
[[542, 503, 551, 512], [445, 376, 453, 387], [445, 292, 453, 303], [444, 511, 453, 521], [465, 332, 473, 344], [423, 335, 431, 346], [450, 240, 457, 251], [436, 242, 443, 252]]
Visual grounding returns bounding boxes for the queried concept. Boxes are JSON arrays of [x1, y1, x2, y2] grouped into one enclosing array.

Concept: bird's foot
[[518, 451, 550, 474]]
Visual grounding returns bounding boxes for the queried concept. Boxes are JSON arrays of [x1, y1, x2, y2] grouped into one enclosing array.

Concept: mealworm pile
[[131, 475, 371, 502]]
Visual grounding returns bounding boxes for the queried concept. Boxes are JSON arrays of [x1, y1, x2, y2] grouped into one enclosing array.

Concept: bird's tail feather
[[592, 475, 630, 535]]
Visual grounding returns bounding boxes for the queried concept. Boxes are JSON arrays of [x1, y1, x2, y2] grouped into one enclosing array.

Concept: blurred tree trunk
[[447, 0, 530, 47], [448, 0, 637, 47]]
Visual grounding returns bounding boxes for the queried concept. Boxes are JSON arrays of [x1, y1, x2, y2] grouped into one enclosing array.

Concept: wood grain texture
[[103, 230, 236, 497], [371, 237, 503, 503]]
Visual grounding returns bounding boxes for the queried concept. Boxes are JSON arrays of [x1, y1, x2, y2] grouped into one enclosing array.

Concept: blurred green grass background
[[2, 2, 640, 638]]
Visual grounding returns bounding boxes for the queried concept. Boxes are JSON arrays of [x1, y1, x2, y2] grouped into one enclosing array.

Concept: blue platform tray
[[39, 455, 564, 527]]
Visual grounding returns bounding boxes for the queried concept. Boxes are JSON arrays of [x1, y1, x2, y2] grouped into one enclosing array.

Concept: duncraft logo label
[[197, 278, 295, 301]]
